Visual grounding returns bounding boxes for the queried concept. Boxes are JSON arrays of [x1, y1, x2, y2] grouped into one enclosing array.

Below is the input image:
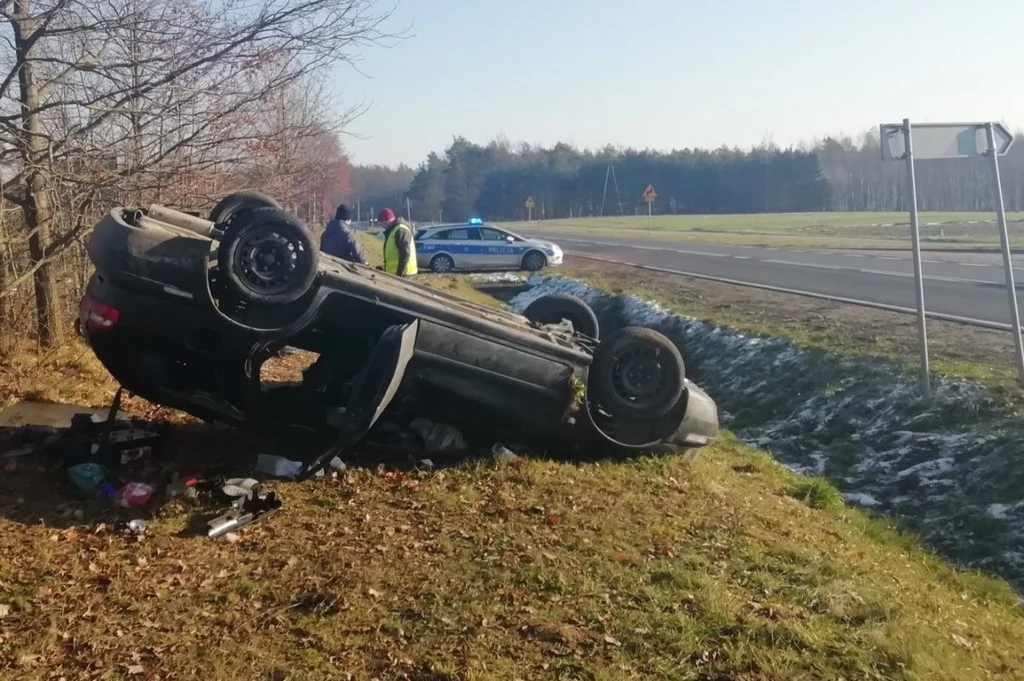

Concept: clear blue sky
[[338, 0, 1023, 167]]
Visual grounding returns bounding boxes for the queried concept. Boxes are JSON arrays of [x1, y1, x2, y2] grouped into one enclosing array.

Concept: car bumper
[[668, 380, 719, 448]]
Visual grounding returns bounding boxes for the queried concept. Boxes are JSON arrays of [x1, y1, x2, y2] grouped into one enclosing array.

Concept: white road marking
[[855, 268, 999, 285], [957, 262, 990, 267], [877, 256, 903, 260], [732, 255, 751, 260], [762, 259, 841, 270], [858, 268, 910, 278], [673, 249, 726, 257]]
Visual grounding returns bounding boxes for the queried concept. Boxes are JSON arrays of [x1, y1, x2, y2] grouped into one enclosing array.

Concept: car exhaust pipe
[[147, 204, 217, 238]]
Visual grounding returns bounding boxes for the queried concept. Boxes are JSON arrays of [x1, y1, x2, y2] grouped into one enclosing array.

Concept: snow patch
[[844, 492, 881, 507], [511, 275, 1024, 587], [469, 272, 525, 284]]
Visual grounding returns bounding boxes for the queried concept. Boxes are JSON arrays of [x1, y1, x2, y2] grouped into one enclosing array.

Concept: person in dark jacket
[[320, 204, 367, 265]]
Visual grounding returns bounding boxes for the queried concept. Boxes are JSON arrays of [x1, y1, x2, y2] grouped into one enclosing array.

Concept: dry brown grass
[[2, 267, 1024, 680]]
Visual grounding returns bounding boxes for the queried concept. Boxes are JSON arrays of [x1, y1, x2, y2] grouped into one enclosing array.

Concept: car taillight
[[78, 295, 120, 333]]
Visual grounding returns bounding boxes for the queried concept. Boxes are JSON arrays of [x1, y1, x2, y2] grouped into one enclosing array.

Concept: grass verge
[[1, 257, 1023, 679]]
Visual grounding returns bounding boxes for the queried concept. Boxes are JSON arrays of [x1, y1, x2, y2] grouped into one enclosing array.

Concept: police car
[[414, 218, 563, 273]]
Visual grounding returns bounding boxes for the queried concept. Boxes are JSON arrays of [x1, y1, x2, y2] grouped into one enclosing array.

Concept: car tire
[[521, 250, 547, 272], [589, 326, 685, 418], [522, 293, 600, 339], [209, 191, 282, 225], [217, 207, 318, 306], [430, 253, 455, 273]]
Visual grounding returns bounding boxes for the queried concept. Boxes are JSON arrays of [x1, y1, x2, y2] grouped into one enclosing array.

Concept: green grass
[[789, 477, 846, 511], [4, 257, 1024, 678], [3, 433, 1024, 679]]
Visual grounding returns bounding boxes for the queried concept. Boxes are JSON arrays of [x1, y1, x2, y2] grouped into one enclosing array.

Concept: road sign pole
[[902, 118, 931, 398], [647, 199, 651, 236], [985, 122, 1024, 386]]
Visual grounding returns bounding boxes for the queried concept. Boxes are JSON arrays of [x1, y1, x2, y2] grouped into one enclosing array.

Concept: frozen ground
[[510, 275, 1024, 587]]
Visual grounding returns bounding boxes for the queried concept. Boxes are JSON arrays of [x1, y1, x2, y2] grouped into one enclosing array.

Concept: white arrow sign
[[880, 122, 1014, 161]]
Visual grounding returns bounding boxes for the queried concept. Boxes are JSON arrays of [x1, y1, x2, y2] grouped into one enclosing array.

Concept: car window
[[437, 228, 472, 240], [479, 228, 510, 241]]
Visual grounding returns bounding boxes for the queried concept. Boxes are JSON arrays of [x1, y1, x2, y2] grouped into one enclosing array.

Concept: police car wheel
[[430, 254, 455, 273], [218, 207, 318, 306], [589, 327, 685, 419], [521, 250, 547, 272]]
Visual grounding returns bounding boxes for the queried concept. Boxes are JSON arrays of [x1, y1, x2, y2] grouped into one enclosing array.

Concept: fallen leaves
[[525, 621, 621, 650]]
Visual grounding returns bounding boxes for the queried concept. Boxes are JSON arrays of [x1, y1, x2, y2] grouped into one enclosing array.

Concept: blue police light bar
[[468, 217, 483, 225]]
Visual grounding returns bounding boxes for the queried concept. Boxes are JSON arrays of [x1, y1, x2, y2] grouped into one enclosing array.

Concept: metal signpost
[[643, 184, 657, 235], [880, 120, 1021, 392], [525, 196, 535, 222]]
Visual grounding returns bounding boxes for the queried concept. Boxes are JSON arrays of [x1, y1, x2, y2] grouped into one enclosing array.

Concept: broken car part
[[207, 488, 282, 539]]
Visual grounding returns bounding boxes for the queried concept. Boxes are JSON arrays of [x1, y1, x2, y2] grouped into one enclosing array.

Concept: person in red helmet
[[377, 208, 418, 277]]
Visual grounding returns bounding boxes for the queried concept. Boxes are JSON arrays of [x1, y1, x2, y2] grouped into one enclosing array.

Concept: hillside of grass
[[1, 257, 1023, 679]]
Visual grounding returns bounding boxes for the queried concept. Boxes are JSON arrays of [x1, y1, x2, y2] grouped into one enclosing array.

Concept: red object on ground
[[118, 482, 154, 508]]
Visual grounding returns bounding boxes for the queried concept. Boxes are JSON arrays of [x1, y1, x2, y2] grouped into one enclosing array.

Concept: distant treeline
[[350, 130, 1024, 222]]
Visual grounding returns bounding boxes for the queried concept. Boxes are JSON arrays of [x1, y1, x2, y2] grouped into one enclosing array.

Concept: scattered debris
[[166, 473, 199, 499], [115, 482, 154, 509], [67, 462, 112, 494], [492, 443, 520, 463], [207, 485, 282, 539], [254, 454, 304, 480], [221, 478, 260, 498], [409, 417, 466, 453], [127, 519, 147, 534]]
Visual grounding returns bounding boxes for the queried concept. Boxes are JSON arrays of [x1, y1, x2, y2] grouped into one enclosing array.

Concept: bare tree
[[0, 0, 398, 345]]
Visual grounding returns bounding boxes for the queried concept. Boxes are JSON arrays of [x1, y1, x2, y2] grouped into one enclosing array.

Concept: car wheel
[[522, 293, 600, 339], [521, 250, 547, 272], [209, 191, 282, 225], [430, 254, 455, 273], [589, 326, 685, 418], [217, 207, 318, 305]]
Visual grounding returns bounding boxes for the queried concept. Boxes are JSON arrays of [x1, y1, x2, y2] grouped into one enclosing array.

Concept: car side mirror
[[505, 235, 514, 243]]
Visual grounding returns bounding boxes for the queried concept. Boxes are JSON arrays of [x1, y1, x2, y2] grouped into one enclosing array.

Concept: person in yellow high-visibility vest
[[377, 208, 418, 277]]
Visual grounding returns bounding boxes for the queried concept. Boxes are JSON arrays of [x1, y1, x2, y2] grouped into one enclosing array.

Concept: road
[[535, 233, 1024, 326]]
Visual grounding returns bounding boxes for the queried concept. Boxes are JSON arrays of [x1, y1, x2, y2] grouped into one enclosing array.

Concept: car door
[[437, 227, 479, 269], [477, 227, 520, 268]]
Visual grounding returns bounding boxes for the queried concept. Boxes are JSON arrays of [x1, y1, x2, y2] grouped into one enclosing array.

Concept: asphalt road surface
[[537, 233, 1024, 326]]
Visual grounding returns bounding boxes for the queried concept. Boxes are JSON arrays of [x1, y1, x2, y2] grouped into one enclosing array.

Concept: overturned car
[[78, 192, 718, 463]]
